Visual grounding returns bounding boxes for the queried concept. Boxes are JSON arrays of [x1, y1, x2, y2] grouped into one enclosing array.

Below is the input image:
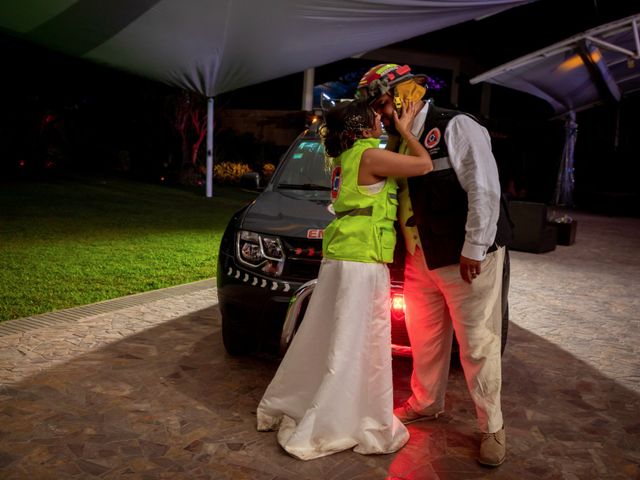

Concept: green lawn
[[0, 176, 257, 322]]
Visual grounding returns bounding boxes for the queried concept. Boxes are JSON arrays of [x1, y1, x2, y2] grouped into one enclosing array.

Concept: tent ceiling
[[470, 13, 640, 115], [0, 0, 535, 97]]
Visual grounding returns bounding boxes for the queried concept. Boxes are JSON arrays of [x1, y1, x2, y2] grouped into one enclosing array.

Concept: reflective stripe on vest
[[335, 206, 373, 219]]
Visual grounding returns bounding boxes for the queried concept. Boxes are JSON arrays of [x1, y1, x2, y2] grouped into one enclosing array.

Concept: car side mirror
[[240, 172, 263, 191]]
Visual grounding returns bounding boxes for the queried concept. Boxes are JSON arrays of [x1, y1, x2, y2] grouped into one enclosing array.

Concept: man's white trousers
[[404, 246, 505, 433]]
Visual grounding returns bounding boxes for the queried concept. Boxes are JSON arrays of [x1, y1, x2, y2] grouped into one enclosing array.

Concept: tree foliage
[[165, 90, 208, 185]]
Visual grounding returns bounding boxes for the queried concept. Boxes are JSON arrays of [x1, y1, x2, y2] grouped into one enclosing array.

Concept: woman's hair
[[320, 100, 375, 159]]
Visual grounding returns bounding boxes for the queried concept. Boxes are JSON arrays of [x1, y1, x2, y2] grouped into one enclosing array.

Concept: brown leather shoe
[[393, 403, 442, 425], [478, 425, 506, 467]]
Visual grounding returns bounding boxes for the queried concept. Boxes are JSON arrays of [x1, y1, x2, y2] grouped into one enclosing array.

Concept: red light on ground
[[391, 293, 405, 313], [18, 160, 25, 168]]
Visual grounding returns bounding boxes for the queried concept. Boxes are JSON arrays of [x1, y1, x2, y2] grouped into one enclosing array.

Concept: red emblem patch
[[424, 128, 441, 149], [307, 229, 324, 239], [331, 166, 342, 200]]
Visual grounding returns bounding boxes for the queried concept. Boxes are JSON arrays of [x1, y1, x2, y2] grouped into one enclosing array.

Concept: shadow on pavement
[[0, 306, 638, 479]]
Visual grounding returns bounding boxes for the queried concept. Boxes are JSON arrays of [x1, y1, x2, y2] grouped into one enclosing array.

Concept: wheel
[[221, 315, 256, 356]]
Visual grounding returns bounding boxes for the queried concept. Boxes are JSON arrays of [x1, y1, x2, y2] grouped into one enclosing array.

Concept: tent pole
[[302, 68, 314, 111], [206, 96, 214, 198]]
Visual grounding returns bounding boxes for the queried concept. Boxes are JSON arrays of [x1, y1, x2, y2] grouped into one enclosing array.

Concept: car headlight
[[236, 230, 285, 277]]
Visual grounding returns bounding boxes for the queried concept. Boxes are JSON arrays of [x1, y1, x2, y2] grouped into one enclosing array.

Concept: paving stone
[[0, 212, 638, 478]]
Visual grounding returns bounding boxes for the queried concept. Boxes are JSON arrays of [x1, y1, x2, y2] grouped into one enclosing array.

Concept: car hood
[[241, 190, 334, 238]]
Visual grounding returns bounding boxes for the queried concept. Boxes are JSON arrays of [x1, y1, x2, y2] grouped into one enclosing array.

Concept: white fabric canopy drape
[[470, 13, 640, 115], [1, 0, 534, 97]]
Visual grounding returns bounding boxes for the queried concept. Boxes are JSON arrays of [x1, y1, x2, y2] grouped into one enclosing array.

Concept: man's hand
[[460, 255, 482, 284]]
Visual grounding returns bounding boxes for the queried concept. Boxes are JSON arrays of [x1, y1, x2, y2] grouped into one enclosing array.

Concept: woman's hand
[[392, 100, 420, 138]]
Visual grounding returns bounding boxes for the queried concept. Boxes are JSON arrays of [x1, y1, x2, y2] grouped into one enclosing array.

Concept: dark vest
[[407, 104, 512, 270]]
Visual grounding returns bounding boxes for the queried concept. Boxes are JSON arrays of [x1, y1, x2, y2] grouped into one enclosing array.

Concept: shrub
[[262, 163, 276, 180], [213, 161, 252, 184]]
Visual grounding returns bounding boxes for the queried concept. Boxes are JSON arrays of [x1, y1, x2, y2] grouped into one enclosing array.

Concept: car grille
[[281, 237, 323, 282], [279, 236, 411, 349], [279, 235, 406, 284]]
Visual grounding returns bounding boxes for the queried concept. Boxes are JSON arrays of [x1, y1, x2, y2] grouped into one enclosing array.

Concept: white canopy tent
[[471, 13, 640, 115], [0, 0, 535, 196], [471, 13, 640, 205]]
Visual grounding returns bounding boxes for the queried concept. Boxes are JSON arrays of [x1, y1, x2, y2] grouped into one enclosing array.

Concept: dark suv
[[216, 126, 411, 355], [216, 125, 508, 356]]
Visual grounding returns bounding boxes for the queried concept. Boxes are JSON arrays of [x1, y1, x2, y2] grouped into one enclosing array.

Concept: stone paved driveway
[[0, 212, 638, 479]]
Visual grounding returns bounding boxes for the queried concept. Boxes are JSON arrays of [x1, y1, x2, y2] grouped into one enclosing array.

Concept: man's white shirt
[[410, 102, 500, 262]]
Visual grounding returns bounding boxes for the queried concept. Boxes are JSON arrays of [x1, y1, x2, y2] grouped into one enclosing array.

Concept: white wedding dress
[[256, 258, 409, 460]]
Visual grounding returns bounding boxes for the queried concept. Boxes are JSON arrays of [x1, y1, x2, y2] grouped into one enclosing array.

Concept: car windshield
[[275, 139, 331, 191], [274, 137, 388, 194]]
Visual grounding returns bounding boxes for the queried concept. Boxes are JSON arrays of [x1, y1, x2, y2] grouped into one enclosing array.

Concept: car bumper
[[217, 251, 411, 354], [217, 251, 308, 350]]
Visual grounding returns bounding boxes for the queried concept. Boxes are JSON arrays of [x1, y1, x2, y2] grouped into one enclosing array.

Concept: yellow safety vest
[[323, 138, 399, 263]]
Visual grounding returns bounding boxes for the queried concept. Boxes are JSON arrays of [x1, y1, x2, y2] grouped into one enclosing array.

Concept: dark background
[[1, 0, 638, 214]]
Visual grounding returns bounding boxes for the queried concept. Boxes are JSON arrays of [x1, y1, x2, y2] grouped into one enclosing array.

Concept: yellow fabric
[[395, 139, 422, 256], [389, 80, 425, 256], [394, 80, 427, 106], [396, 177, 422, 255]]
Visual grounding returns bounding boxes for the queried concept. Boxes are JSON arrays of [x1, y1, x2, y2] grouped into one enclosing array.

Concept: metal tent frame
[[470, 13, 640, 205]]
